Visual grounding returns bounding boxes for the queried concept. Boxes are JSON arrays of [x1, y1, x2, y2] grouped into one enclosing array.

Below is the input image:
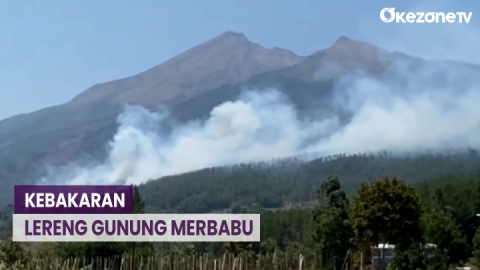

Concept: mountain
[[263, 36, 388, 82], [0, 31, 303, 163], [164, 35, 397, 124], [0, 32, 479, 207], [0, 31, 304, 205], [68, 31, 304, 107]]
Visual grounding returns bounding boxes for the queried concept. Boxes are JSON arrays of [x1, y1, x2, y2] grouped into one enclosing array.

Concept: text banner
[[12, 213, 260, 242], [14, 185, 133, 214]]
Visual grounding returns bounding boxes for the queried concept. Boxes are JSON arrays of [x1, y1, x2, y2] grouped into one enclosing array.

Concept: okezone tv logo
[[380, 8, 396, 23], [380, 8, 473, 24]]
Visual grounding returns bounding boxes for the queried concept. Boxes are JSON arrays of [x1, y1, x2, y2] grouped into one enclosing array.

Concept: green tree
[[351, 177, 423, 270], [0, 204, 13, 237], [0, 237, 30, 267], [313, 175, 352, 270], [474, 182, 480, 215], [127, 185, 154, 269], [133, 185, 146, 214], [424, 207, 469, 267], [261, 237, 277, 254], [473, 227, 480, 267], [390, 243, 427, 270]]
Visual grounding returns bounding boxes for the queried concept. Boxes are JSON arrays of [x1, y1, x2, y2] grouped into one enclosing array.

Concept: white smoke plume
[[40, 90, 339, 185], [40, 0, 480, 185], [39, 53, 480, 186], [320, 71, 480, 154]]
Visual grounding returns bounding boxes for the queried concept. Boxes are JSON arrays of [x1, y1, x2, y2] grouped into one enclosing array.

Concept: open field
[[0, 251, 307, 270]]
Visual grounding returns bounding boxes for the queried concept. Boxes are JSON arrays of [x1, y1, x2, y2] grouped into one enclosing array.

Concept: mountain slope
[[262, 36, 389, 82], [0, 31, 304, 206], [138, 152, 480, 213], [0, 31, 303, 166], [69, 31, 304, 107], [164, 36, 397, 123], [0, 33, 479, 207]]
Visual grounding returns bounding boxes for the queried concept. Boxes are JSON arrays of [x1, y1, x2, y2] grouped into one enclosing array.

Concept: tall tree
[[129, 185, 154, 269], [313, 175, 352, 270], [423, 206, 469, 267], [133, 185, 146, 214], [351, 177, 423, 270], [472, 227, 480, 268]]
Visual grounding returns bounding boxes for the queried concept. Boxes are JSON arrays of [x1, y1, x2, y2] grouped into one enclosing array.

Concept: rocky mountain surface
[[69, 31, 304, 107]]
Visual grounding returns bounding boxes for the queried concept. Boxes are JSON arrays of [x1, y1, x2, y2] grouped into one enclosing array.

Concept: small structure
[[371, 243, 395, 269], [371, 243, 437, 269], [424, 243, 437, 258]]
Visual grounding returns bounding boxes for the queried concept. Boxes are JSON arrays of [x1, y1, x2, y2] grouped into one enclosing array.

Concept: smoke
[[40, 0, 480, 185], [40, 90, 340, 185], [39, 53, 480, 186], [320, 68, 480, 154]]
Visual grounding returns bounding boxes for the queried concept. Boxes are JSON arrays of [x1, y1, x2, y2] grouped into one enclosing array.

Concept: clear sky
[[0, 0, 478, 120]]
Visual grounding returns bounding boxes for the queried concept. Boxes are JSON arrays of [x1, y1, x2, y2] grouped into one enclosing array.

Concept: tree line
[[1, 151, 480, 269], [138, 150, 480, 213], [2, 174, 480, 269]]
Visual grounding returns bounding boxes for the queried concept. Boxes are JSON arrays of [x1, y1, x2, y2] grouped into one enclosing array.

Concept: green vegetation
[[138, 151, 480, 213], [2, 151, 480, 269]]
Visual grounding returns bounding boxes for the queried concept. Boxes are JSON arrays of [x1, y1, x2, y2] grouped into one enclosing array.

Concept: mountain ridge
[[68, 31, 304, 107]]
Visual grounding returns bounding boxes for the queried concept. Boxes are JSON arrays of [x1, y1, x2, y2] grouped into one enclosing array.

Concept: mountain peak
[[197, 31, 251, 50], [215, 31, 248, 41], [333, 36, 353, 44], [300, 36, 391, 81], [315, 36, 389, 70], [328, 36, 387, 55], [69, 31, 303, 106]]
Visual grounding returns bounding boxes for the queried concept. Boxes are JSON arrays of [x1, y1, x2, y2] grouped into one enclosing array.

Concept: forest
[[138, 150, 480, 213], [2, 150, 480, 269]]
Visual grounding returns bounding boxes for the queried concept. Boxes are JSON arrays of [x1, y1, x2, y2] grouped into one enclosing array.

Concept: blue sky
[[0, 0, 478, 120]]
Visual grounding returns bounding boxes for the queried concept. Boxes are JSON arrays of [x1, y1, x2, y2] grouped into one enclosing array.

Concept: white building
[[371, 243, 437, 269]]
